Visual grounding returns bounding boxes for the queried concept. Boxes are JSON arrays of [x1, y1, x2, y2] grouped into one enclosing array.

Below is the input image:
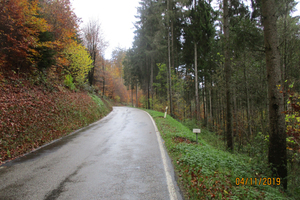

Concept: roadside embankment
[[0, 74, 112, 165], [145, 109, 290, 200]]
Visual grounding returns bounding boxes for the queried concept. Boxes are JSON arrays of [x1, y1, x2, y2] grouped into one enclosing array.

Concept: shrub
[[64, 74, 76, 91]]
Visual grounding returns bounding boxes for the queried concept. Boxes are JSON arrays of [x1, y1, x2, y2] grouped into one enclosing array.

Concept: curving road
[[0, 107, 182, 200]]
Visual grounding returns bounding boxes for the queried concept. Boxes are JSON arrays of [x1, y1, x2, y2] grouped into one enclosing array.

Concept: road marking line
[[144, 111, 178, 200]]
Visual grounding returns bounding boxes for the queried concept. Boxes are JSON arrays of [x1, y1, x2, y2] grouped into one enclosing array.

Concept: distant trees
[[82, 19, 107, 86]]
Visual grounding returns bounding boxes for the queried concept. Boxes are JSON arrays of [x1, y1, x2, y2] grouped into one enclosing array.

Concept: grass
[[145, 109, 291, 200]]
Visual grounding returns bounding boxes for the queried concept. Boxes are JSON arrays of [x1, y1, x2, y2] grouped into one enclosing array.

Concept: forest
[[122, 0, 300, 197], [0, 0, 300, 198]]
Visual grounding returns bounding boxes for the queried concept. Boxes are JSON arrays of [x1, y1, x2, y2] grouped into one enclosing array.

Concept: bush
[[64, 74, 76, 91], [115, 95, 120, 102]]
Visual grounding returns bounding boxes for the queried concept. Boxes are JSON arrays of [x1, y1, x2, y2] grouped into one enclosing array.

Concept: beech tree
[[63, 41, 93, 85]]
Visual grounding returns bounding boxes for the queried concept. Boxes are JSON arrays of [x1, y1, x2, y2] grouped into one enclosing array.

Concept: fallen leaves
[[173, 136, 196, 144], [0, 74, 108, 164]]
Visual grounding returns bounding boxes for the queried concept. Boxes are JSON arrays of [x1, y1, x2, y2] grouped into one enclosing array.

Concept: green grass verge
[[145, 109, 291, 200]]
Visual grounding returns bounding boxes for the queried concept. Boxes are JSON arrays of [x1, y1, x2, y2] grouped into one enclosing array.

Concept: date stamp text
[[235, 178, 281, 186]]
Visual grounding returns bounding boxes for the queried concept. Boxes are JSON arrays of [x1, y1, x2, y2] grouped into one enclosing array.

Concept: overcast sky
[[71, 0, 300, 60], [72, 0, 140, 59]]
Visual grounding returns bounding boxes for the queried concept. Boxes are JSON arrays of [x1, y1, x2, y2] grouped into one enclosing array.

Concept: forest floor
[[0, 72, 113, 165], [145, 109, 292, 200]]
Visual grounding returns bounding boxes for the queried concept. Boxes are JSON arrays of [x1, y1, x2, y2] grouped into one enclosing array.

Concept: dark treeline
[[123, 0, 300, 195]]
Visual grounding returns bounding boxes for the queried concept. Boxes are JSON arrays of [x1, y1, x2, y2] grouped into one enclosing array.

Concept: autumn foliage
[[285, 87, 300, 152], [0, 0, 48, 70], [94, 49, 132, 103], [0, 0, 80, 74], [63, 41, 93, 84]]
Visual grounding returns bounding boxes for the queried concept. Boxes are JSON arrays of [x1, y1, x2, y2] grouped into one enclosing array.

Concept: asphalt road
[[0, 107, 182, 200]]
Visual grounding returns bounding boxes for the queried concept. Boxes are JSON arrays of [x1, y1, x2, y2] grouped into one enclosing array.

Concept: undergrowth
[[145, 109, 291, 200], [0, 73, 112, 165]]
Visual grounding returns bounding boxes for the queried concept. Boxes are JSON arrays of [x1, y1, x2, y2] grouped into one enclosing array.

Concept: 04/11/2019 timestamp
[[235, 178, 281, 186]]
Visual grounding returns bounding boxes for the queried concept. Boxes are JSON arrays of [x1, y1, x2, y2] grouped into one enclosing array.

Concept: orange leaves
[[0, 0, 80, 73], [40, 0, 78, 45], [0, 0, 50, 70], [95, 59, 130, 103]]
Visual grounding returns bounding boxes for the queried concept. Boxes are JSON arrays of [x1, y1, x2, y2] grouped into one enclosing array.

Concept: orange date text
[[235, 178, 281, 186]]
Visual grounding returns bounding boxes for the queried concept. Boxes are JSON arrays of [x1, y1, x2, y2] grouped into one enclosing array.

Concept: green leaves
[[64, 74, 76, 91]]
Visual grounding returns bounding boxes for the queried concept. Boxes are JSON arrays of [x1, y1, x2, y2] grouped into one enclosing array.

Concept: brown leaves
[[173, 136, 196, 144], [0, 75, 106, 164]]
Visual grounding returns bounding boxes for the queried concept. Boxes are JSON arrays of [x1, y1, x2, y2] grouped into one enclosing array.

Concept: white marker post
[[193, 128, 201, 144], [164, 106, 168, 118]]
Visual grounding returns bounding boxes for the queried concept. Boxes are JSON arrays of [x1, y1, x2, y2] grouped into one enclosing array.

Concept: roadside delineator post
[[193, 128, 201, 144], [164, 106, 168, 118]]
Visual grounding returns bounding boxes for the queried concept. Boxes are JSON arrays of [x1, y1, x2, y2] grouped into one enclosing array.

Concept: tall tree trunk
[[167, 0, 173, 116], [283, 0, 288, 111], [193, 0, 199, 122], [102, 56, 105, 97], [261, 0, 287, 189], [147, 80, 150, 109], [202, 81, 205, 121], [244, 56, 252, 138], [167, 58, 170, 110], [136, 82, 138, 107], [223, 0, 233, 151], [217, 90, 221, 131], [233, 82, 237, 137], [194, 43, 199, 121], [209, 78, 213, 130], [171, 18, 175, 72], [146, 55, 150, 109], [204, 75, 208, 127], [132, 87, 134, 107], [150, 57, 154, 109]]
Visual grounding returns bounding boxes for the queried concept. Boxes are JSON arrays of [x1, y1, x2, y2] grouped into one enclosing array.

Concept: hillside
[[0, 72, 112, 165]]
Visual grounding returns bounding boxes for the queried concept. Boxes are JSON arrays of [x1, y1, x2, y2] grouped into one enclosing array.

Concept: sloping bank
[[145, 109, 290, 200], [0, 78, 112, 165]]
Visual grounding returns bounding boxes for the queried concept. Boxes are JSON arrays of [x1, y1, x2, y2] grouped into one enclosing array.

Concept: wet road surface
[[0, 107, 182, 200]]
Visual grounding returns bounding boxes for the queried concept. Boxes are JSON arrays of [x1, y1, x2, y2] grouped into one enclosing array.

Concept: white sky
[[71, 0, 300, 60], [71, 0, 141, 60]]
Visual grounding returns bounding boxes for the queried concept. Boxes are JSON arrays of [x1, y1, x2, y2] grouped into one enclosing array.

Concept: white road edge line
[[144, 111, 178, 200]]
